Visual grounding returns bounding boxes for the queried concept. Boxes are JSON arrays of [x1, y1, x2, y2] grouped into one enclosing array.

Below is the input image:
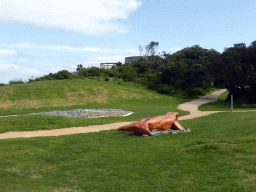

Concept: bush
[[53, 70, 72, 80], [116, 62, 122, 67], [42, 73, 55, 81], [87, 67, 104, 77], [156, 84, 176, 94], [104, 69, 120, 78], [78, 68, 88, 77], [104, 77, 109, 81], [141, 73, 161, 86], [28, 79, 35, 83], [183, 87, 207, 97], [0, 83, 6, 86], [118, 66, 137, 82], [132, 59, 152, 74], [35, 77, 47, 82], [9, 79, 25, 85]]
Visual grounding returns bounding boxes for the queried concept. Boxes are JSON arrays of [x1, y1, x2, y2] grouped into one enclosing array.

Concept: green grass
[[0, 78, 209, 133], [198, 90, 256, 112], [0, 78, 255, 191], [1, 112, 256, 191]]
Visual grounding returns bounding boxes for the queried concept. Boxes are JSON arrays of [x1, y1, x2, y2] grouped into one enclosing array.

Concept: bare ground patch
[[90, 87, 108, 103], [0, 100, 13, 109], [0, 100, 40, 109], [67, 91, 87, 100]]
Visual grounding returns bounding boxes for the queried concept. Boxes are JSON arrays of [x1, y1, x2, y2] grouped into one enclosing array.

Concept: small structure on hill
[[125, 56, 148, 64], [100, 62, 119, 69]]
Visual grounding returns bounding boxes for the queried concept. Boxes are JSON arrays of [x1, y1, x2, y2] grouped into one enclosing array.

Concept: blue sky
[[0, 0, 256, 84]]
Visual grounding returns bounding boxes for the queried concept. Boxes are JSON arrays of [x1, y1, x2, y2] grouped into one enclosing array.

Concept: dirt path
[[178, 89, 228, 120], [1, 89, 256, 140]]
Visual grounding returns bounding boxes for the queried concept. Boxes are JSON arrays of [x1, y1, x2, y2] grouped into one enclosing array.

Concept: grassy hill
[[0, 78, 202, 133], [0, 78, 256, 191]]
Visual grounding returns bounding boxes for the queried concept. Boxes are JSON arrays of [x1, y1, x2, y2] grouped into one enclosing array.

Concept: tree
[[161, 51, 167, 59], [184, 64, 212, 88], [76, 64, 83, 72], [138, 45, 143, 57], [116, 62, 122, 67], [145, 41, 159, 56], [209, 41, 256, 102], [244, 41, 256, 102], [211, 47, 246, 91], [132, 58, 152, 75], [159, 59, 188, 89]]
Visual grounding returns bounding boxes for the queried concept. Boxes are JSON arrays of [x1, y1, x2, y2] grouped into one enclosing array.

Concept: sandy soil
[[1, 88, 256, 140]]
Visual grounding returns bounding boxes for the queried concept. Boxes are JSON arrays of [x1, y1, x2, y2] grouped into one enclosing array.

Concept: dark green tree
[[209, 41, 256, 102], [184, 64, 212, 89], [145, 41, 159, 56], [76, 64, 83, 72]]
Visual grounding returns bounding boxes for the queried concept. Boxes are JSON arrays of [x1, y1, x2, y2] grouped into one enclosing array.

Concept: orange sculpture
[[117, 112, 183, 135]]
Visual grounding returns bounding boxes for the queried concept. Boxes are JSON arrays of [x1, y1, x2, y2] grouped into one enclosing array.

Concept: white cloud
[[18, 58, 29, 63], [0, 49, 17, 58], [0, 62, 38, 74], [10, 43, 109, 52], [0, 60, 70, 84], [9, 43, 142, 54], [0, 0, 142, 36], [0, 61, 40, 84]]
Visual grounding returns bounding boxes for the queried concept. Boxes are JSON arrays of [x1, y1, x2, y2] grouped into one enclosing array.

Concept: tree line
[[7, 40, 256, 102]]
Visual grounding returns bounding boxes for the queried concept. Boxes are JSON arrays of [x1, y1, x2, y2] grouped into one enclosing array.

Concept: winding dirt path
[[1, 89, 256, 140], [178, 89, 228, 120]]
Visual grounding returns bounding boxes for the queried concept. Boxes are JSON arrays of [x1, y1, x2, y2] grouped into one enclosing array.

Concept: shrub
[[183, 87, 207, 97], [87, 67, 104, 77], [42, 73, 55, 81], [35, 77, 47, 81], [53, 70, 72, 80], [118, 66, 137, 82], [141, 73, 161, 86], [8, 79, 25, 85], [104, 69, 120, 78], [132, 59, 151, 74], [155, 84, 176, 94], [78, 68, 88, 77], [104, 77, 109, 81], [116, 62, 122, 67]]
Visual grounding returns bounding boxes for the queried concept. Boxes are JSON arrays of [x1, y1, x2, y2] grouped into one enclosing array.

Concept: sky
[[0, 0, 256, 84]]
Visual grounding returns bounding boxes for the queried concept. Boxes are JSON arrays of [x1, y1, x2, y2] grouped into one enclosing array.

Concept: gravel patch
[[0, 109, 133, 119]]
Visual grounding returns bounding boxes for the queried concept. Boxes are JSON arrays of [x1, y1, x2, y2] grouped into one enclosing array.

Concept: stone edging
[[0, 109, 133, 119]]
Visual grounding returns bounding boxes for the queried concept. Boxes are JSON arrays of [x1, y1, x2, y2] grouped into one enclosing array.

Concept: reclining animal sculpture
[[117, 112, 183, 135]]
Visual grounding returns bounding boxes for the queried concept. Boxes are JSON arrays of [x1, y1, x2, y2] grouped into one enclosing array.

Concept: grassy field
[[0, 78, 218, 133], [0, 78, 256, 191]]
